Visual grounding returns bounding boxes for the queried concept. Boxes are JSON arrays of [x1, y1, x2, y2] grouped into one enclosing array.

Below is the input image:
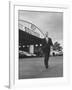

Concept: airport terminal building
[[19, 20, 45, 58]]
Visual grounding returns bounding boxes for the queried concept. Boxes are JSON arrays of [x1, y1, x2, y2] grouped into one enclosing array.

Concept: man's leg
[[44, 53, 48, 69], [44, 53, 49, 69], [47, 52, 50, 68]]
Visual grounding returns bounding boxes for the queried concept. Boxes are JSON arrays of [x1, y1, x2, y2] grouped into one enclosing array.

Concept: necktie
[[46, 37, 49, 43]]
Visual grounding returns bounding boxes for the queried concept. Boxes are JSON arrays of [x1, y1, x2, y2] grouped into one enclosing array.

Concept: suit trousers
[[44, 51, 50, 69]]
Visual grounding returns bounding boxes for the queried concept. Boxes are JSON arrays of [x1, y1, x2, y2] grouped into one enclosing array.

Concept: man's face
[[45, 32, 48, 37]]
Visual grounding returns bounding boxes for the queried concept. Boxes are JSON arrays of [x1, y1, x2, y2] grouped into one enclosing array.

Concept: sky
[[18, 10, 63, 46]]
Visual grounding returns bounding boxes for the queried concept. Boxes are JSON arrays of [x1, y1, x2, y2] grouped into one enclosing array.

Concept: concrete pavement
[[19, 56, 63, 79]]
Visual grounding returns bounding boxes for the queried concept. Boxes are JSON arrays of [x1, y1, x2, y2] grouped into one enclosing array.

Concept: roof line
[[18, 19, 45, 36]]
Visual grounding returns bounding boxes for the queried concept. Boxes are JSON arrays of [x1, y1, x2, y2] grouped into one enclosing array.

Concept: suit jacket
[[42, 37, 53, 53]]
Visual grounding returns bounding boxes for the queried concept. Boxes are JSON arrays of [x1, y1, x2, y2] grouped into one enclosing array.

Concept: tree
[[53, 42, 62, 51]]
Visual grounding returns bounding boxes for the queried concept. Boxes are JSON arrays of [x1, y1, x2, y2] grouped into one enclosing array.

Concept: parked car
[[50, 50, 63, 56]]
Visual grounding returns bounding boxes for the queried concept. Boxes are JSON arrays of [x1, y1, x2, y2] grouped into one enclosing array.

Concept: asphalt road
[[19, 56, 63, 79]]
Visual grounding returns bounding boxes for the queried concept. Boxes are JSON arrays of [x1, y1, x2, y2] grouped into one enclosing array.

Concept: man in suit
[[42, 32, 53, 69]]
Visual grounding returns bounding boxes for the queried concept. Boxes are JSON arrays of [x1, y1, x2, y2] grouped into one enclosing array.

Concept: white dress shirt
[[46, 37, 49, 43]]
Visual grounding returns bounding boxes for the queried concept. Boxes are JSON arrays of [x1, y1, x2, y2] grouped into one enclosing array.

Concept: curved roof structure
[[18, 20, 44, 38]]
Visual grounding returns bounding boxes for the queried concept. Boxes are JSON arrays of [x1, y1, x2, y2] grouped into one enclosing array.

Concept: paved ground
[[19, 56, 63, 79]]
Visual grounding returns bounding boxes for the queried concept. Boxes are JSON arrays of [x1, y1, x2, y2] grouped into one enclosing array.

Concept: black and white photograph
[[18, 10, 63, 79], [0, 0, 71, 89]]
